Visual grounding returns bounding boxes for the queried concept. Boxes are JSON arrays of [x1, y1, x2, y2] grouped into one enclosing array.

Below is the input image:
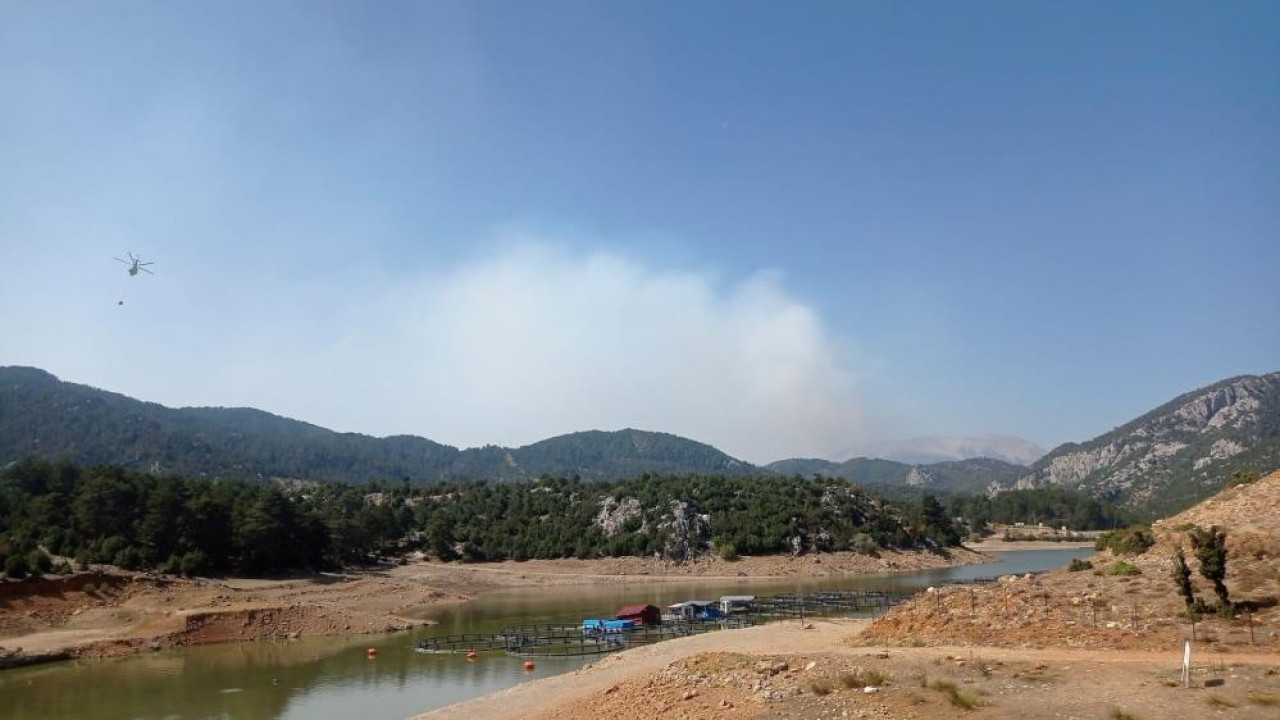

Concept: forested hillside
[[0, 460, 961, 578], [0, 367, 750, 483], [944, 486, 1135, 534]]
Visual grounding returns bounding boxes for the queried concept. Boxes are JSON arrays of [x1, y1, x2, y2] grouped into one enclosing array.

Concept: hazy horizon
[[3, 2, 1278, 464]]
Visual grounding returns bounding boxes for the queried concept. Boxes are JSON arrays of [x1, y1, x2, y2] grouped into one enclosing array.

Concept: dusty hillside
[[860, 470, 1280, 652], [1150, 469, 1280, 606], [1155, 470, 1280, 540]]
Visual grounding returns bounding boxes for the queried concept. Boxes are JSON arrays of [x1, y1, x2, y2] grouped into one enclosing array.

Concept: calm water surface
[[0, 548, 1093, 720]]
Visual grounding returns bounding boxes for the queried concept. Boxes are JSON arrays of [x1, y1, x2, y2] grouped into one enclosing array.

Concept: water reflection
[[0, 548, 1092, 720]]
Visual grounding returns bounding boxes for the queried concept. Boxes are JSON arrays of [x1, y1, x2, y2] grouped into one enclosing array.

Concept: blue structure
[[580, 618, 636, 635]]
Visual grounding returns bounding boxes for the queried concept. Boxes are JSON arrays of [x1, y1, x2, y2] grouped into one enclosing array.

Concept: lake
[[0, 548, 1093, 720]]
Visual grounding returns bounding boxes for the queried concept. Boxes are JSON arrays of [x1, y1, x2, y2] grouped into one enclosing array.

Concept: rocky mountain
[[996, 372, 1280, 515], [847, 435, 1046, 466], [767, 456, 1027, 497], [0, 367, 751, 483]]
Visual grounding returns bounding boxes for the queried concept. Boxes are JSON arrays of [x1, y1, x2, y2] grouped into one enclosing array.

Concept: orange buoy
[[523, 660, 535, 672], [465, 649, 478, 659], [367, 647, 378, 658]]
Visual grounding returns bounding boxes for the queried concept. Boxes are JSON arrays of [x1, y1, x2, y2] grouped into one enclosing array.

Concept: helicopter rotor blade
[[138, 262, 154, 266], [140, 268, 154, 274], [114, 257, 128, 264]]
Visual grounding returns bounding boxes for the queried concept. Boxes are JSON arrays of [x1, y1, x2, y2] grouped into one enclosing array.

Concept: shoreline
[[410, 610, 1280, 720], [0, 546, 986, 670], [963, 539, 1095, 551]]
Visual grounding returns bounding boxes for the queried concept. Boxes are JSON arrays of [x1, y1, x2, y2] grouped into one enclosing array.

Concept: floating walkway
[[415, 590, 906, 658]]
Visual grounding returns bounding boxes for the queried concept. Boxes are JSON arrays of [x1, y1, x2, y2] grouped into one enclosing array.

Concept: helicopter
[[115, 252, 155, 277]]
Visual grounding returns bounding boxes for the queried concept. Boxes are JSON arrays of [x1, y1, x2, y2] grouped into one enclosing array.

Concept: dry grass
[[1248, 693, 1280, 706], [807, 678, 834, 696], [1013, 665, 1059, 683], [929, 679, 981, 710], [1110, 709, 1140, 720], [1204, 694, 1237, 709], [838, 668, 890, 688]]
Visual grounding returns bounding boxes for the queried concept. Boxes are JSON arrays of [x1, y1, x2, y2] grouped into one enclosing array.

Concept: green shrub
[[1228, 470, 1260, 487], [179, 550, 207, 577], [1108, 560, 1141, 576], [160, 555, 182, 575], [1067, 558, 1093, 572], [850, 533, 879, 556], [5, 554, 30, 579], [97, 536, 128, 564], [1095, 527, 1154, 556], [114, 546, 145, 571], [27, 549, 53, 576], [717, 542, 739, 561]]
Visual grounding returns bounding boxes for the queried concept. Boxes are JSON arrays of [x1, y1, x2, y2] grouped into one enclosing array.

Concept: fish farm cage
[[414, 589, 908, 658]]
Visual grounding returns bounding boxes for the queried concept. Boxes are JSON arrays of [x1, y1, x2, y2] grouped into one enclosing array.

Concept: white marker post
[[1182, 640, 1191, 688]]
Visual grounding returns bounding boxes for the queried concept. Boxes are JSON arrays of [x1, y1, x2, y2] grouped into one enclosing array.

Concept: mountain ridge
[[844, 435, 1046, 466], [995, 371, 1280, 514], [3, 366, 1277, 514], [0, 367, 747, 483], [766, 455, 1028, 496]]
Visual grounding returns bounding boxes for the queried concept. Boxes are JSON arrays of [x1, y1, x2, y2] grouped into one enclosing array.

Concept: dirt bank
[[396, 546, 988, 594], [0, 570, 457, 666]]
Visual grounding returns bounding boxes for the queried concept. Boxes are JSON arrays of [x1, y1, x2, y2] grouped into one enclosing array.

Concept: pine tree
[[1171, 545, 1196, 609], [1189, 526, 1230, 607], [920, 493, 960, 546]]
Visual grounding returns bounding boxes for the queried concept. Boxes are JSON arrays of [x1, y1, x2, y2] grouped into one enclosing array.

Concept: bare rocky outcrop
[[903, 467, 932, 486], [658, 501, 711, 561], [594, 496, 644, 536], [991, 372, 1280, 510]]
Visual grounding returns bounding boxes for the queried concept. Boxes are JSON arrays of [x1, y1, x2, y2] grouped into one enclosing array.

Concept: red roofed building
[[615, 604, 662, 626]]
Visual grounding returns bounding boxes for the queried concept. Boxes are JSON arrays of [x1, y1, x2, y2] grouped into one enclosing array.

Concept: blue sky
[[2, 1, 1277, 462]]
